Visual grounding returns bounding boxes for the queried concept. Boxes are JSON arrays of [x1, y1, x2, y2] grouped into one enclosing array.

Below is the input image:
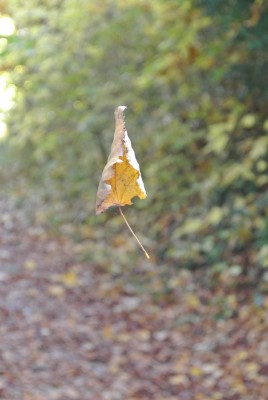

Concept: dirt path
[[0, 197, 267, 400]]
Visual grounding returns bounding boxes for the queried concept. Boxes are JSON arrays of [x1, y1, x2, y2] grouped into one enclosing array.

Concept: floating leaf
[[96, 106, 146, 215], [96, 106, 149, 258]]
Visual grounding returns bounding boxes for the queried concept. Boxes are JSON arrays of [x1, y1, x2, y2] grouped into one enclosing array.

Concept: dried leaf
[[96, 106, 149, 259], [96, 106, 146, 215]]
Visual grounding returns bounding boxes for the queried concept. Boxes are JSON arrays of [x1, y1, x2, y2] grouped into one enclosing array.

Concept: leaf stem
[[118, 206, 150, 259]]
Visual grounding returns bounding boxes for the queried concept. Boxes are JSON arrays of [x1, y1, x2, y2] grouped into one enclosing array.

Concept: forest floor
[[0, 195, 268, 400]]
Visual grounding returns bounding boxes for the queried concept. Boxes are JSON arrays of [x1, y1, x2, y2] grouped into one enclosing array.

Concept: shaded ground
[[0, 196, 268, 400]]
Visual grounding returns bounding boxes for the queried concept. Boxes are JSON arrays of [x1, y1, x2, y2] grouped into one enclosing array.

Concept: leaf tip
[[117, 105, 127, 111], [115, 105, 127, 120]]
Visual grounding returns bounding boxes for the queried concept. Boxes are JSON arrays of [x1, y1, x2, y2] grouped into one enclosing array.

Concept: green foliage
[[1, 0, 268, 276]]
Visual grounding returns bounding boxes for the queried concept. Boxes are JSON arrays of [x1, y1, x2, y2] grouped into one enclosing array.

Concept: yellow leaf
[[135, 329, 150, 341], [169, 375, 189, 385], [232, 350, 249, 364], [48, 285, 65, 297], [60, 271, 79, 287], [249, 136, 268, 160], [245, 362, 259, 378], [206, 206, 225, 225], [96, 106, 149, 259], [24, 259, 37, 270], [185, 293, 200, 309], [190, 366, 203, 377], [240, 113, 257, 128], [102, 325, 113, 340], [96, 106, 146, 215]]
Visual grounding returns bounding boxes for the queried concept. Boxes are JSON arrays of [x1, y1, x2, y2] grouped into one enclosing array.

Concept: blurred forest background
[[1, 0, 268, 281], [1, 1, 268, 399]]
